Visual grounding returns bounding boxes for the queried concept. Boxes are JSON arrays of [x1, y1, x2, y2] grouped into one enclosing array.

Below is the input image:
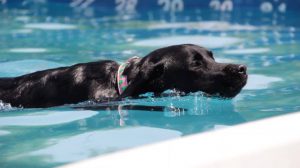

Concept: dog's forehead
[[192, 46, 210, 54], [182, 45, 215, 62]]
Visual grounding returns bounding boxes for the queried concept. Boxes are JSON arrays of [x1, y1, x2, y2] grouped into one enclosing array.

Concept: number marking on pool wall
[[116, 0, 138, 13], [260, 1, 287, 13], [70, 0, 95, 9], [158, 0, 184, 12], [209, 0, 233, 12]]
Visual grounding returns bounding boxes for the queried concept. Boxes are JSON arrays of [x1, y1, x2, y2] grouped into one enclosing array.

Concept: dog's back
[[0, 60, 119, 108], [0, 78, 17, 90], [0, 78, 19, 102]]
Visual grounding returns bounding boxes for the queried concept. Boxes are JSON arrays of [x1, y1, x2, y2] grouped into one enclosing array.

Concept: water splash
[[0, 100, 15, 111], [163, 89, 186, 117], [192, 92, 209, 115], [164, 102, 185, 117]]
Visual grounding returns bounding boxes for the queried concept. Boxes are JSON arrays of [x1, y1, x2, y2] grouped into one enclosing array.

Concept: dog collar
[[117, 62, 128, 95], [117, 56, 139, 95]]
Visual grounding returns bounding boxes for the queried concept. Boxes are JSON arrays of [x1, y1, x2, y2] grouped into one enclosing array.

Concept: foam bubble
[[244, 74, 283, 90], [0, 110, 98, 126], [223, 48, 270, 55], [133, 35, 242, 49], [8, 48, 48, 53], [0, 100, 13, 111], [29, 127, 181, 162], [24, 23, 77, 30]]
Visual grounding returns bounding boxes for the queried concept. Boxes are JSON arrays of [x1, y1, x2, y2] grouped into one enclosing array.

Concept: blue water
[[0, 0, 300, 167]]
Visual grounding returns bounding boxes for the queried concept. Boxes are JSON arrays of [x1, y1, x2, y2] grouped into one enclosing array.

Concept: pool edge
[[61, 112, 300, 168]]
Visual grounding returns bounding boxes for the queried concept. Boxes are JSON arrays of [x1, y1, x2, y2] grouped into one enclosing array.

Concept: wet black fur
[[0, 44, 247, 108]]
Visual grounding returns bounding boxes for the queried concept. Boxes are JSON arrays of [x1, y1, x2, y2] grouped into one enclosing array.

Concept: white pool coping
[[62, 112, 300, 168]]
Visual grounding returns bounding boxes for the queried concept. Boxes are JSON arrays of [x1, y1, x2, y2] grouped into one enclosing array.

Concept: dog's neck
[[117, 56, 141, 95], [117, 62, 128, 95]]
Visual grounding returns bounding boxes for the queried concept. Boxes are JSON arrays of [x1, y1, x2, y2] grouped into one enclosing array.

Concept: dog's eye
[[193, 53, 204, 66], [195, 61, 202, 66]]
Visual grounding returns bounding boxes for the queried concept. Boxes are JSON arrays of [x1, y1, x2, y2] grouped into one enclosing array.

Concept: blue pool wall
[[2, 0, 300, 12], [0, 0, 300, 9], [1, 0, 299, 27]]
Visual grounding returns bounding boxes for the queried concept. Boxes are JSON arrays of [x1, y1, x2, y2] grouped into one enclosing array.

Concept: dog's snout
[[223, 64, 247, 75], [238, 65, 247, 75]]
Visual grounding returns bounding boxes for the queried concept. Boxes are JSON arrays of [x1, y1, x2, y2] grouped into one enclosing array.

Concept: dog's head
[[121, 44, 248, 98]]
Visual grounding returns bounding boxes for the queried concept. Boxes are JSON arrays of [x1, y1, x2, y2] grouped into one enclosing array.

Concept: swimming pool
[[0, 0, 299, 167]]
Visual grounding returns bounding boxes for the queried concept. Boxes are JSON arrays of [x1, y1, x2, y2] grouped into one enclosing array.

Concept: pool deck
[[61, 112, 300, 168]]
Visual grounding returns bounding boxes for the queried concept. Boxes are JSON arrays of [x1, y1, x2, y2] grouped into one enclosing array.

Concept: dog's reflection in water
[[73, 101, 245, 134]]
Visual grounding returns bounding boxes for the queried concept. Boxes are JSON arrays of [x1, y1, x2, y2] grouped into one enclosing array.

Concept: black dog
[[0, 44, 247, 108]]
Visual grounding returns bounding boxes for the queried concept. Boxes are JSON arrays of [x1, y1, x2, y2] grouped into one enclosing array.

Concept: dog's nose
[[238, 65, 247, 75], [223, 64, 247, 75]]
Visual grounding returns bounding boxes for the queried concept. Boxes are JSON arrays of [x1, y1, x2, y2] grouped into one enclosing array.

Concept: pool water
[[0, 0, 300, 167]]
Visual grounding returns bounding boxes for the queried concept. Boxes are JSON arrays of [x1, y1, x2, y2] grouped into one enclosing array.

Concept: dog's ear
[[120, 62, 164, 98]]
